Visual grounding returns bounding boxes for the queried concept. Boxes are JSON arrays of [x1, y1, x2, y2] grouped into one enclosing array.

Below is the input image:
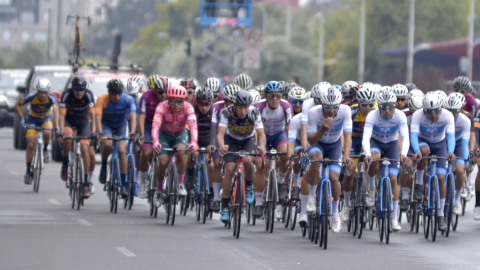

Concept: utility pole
[[467, 0, 474, 79], [358, 0, 365, 84], [317, 10, 325, 82], [46, 6, 51, 64], [406, 0, 415, 84]]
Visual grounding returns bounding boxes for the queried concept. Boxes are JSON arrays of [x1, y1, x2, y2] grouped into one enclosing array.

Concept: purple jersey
[[139, 89, 160, 122], [255, 100, 293, 136], [210, 101, 226, 127]]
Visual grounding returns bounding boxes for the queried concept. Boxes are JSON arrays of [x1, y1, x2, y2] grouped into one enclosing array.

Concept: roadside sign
[[244, 29, 262, 47], [243, 49, 260, 70]]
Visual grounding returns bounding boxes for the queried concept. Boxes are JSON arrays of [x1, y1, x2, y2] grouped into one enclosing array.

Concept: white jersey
[[288, 114, 302, 142], [301, 98, 316, 125], [307, 104, 352, 144], [410, 109, 455, 143], [454, 113, 471, 141], [362, 109, 409, 156]]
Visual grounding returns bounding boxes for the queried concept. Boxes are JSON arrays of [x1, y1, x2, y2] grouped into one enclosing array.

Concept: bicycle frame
[[125, 140, 137, 187], [444, 161, 456, 210], [194, 148, 209, 198], [318, 161, 333, 220], [377, 159, 394, 218], [424, 156, 441, 216], [232, 154, 246, 207]]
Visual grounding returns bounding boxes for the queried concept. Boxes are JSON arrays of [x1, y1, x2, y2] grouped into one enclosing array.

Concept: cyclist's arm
[[14, 93, 33, 119], [343, 132, 352, 159], [217, 126, 227, 149], [138, 114, 145, 137], [95, 96, 107, 135], [128, 96, 137, 134], [341, 106, 353, 157], [283, 101, 293, 135], [306, 109, 327, 145], [88, 108, 95, 134], [257, 128, 266, 149], [186, 104, 198, 145], [52, 105, 59, 128], [151, 104, 165, 144], [300, 101, 310, 149], [410, 112, 421, 154], [58, 107, 66, 133], [462, 116, 472, 160], [362, 113, 374, 156], [399, 121, 409, 156], [446, 113, 456, 154]]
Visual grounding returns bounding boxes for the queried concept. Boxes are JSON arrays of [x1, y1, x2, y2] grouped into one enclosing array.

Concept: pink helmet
[[167, 86, 187, 99]]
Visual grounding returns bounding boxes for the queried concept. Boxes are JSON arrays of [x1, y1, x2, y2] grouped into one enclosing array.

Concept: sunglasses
[[379, 104, 395, 110], [267, 93, 282, 100], [454, 88, 468, 94], [324, 105, 339, 110], [291, 100, 304, 106], [447, 108, 459, 115], [109, 92, 122, 97], [169, 98, 184, 104], [198, 102, 211, 107], [187, 90, 195, 95], [425, 108, 441, 114], [360, 103, 374, 108], [73, 87, 86, 92], [213, 94, 219, 98], [396, 97, 407, 102]]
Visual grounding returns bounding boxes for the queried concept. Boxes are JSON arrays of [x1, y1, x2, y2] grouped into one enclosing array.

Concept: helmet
[[357, 86, 377, 103], [288, 86, 308, 100], [342, 81, 358, 94], [250, 90, 261, 103], [234, 74, 253, 89], [167, 86, 187, 99], [265, 81, 282, 93], [469, 84, 476, 94], [378, 86, 391, 96], [332, 85, 342, 92], [204, 77, 221, 93], [180, 78, 197, 89], [107, 79, 125, 94], [444, 92, 464, 111], [407, 89, 424, 111], [125, 80, 140, 95], [363, 82, 374, 87], [320, 87, 342, 105], [423, 91, 444, 109], [391, 84, 408, 97], [311, 83, 330, 99], [223, 84, 241, 101], [349, 84, 361, 97], [147, 74, 159, 89], [434, 90, 447, 104], [71, 74, 87, 90], [255, 84, 266, 95], [234, 89, 253, 106], [36, 78, 51, 92], [453, 76, 471, 91], [376, 90, 397, 104], [278, 81, 287, 92], [405, 83, 417, 92], [153, 76, 171, 92], [285, 83, 298, 95], [195, 86, 214, 103], [127, 75, 145, 90]]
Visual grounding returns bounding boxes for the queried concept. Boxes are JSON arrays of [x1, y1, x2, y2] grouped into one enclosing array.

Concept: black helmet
[[195, 86, 214, 103], [405, 83, 417, 92], [107, 79, 125, 94], [71, 74, 88, 89], [234, 89, 253, 106]]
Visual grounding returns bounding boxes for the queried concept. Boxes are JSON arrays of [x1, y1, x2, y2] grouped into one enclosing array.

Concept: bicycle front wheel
[[321, 180, 330, 250], [430, 178, 438, 242], [33, 146, 42, 193], [445, 174, 455, 237], [267, 170, 277, 233], [201, 163, 209, 224], [384, 179, 391, 245], [168, 165, 178, 226], [75, 154, 83, 211], [234, 173, 243, 238], [127, 155, 135, 210]]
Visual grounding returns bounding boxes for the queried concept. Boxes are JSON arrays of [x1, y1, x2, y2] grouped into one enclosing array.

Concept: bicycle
[[458, 152, 475, 218], [63, 130, 91, 210], [284, 152, 304, 231], [121, 139, 137, 210], [221, 150, 263, 239], [140, 141, 160, 218], [443, 159, 459, 237], [264, 149, 287, 233], [66, 15, 91, 66], [348, 154, 368, 239], [405, 155, 420, 233], [26, 127, 54, 193], [193, 147, 213, 224], [102, 136, 127, 214]]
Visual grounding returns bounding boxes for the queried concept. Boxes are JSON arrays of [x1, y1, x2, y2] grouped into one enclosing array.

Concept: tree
[[12, 42, 46, 68]]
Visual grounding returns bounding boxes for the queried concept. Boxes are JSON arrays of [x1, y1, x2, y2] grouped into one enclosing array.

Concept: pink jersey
[[464, 93, 478, 114], [139, 89, 160, 122], [152, 101, 198, 144]]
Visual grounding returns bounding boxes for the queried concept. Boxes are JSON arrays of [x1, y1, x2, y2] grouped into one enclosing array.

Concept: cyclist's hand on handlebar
[[20, 118, 25, 127], [57, 133, 64, 143], [364, 155, 372, 166], [138, 136, 145, 145], [153, 141, 162, 154], [413, 152, 422, 163], [129, 133, 138, 142], [188, 143, 197, 154], [207, 145, 216, 155], [400, 155, 407, 164], [219, 144, 228, 155], [257, 145, 267, 156], [343, 156, 351, 167], [448, 153, 456, 163], [93, 132, 102, 141]]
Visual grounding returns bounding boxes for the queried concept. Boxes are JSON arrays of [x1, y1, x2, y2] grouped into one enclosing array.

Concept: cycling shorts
[[158, 129, 189, 156], [26, 115, 53, 137], [370, 138, 400, 177], [350, 137, 363, 156], [141, 120, 153, 150], [64, 117, 91, 145], [265, 130, 288, 152], [308, 138, 342, 174], [294, 139, 303, 153], [418, 137, 448, 176], [102, 121, 128, 138], [223, 134, 256, 164], [454, 139, 465, 166]]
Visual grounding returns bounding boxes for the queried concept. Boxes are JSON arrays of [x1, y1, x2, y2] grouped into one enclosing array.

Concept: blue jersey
[[95, 93, 136, 126], [20, 92, 58, 118]]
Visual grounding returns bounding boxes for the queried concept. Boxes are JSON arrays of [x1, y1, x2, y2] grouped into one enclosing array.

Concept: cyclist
[[444, 93, 472, 215], [405, 83, 417, 92], [234, 73, 253, 90], [137, 76, 170, 198], [95, 79, 137, 197], [250, 90, 261, 103], [14, 78, 58, 184], [391, 84, 409, 111], [254, 81, 293, 219], [128, 75, 146, 93], [340, 86, 377, 223], [217, 90, 266, 222], [180, 78, 197, 104], [341, 81, 358, 106], [301, 82, 331, 151], [306, 86, 352, 233], [147, 74, 160, 91], [362, 90, 409, 231], [205, 77, 223, 103], [255, 84, 266, 96], [288, 86, 308, 116], [185, 87, 215, 194], [410, 91, 456, 231], [208, 84, 240, 212], [152, 86, 197, 204], [454, 76, 478, 114], [58, 74, 96, 197]]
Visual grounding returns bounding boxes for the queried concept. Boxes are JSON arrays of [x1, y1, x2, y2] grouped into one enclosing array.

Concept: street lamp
[[317, 11, 325, 82]]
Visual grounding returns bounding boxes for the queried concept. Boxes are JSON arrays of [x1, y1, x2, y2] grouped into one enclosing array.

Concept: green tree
[[12, 42, 46, 68]]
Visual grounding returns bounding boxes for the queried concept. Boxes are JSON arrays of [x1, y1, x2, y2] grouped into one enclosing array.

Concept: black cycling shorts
[[223, 135, 256, 164]]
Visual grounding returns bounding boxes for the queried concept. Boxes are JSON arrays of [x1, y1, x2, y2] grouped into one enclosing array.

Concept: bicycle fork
[[318, 165, 333, 218]]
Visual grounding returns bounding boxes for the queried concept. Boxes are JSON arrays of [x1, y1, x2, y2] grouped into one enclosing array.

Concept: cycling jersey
[[410, 109, 455, 154], [218, 105, 263, 140], [152, 100, 197, 145], [138, 89, 161, 122], [464, 93, 478, 114], [209, 101, 227, 146], [301, 98, 316, 125], [20, 92, 58, 118], [194, 104, 211, 146], [254, 100, 293, 136], [362, 109, 409, 156], [288, 114, 302, 142], [453, 113, 471, 163], [95, 93, 136, 127], [306, 105, 352, 144], [59, 89, 95, 121], [350, 104, 378, 138]]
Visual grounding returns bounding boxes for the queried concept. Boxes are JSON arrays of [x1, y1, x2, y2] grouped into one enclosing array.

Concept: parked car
[[0, 69, 29, 127]]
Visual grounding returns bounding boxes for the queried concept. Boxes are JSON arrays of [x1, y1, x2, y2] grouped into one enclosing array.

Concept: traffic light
[[185, 40, 191, 56]]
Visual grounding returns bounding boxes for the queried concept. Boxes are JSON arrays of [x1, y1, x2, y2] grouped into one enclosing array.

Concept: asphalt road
[[1, 127, 479, 270]]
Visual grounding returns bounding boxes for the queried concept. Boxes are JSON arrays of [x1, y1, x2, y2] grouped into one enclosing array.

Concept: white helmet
[[341, 80, 358, 94], [36, 78, 51, 92], [250, 90, 261, 103], [357, 86, 377, 103], [288, 86, 308, 100], [434, 90, 447, 105], [423, 91, 444, 109], [125, 80, 140, 95], [391, 84, 408, 97], [204, 77, 221, 93], [378, 86, 391, 96], [320, 86, 342, 105], [407, 89, 424, 111], [311, 82, 331, 99], [377, 90, 397, 104], [127, 75, 145, 90], [223, 84, 241, 101], [362, 82, 374, 88], [444, 92, 464, 111], [234, 74, 253, 90]]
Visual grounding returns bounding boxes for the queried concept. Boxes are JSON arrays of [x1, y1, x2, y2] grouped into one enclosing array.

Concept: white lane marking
[[48, 199, 60, 205], [10, 171, 18, 176], [115, 247, 136, 257], [77, 219, 92, 226]]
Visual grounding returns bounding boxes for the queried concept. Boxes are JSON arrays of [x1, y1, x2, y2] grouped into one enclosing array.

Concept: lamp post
[[358, 0, 365, 84], [406, 0, 415, 83], [467, 0, 474, 79], [317, 11, 325, 82]]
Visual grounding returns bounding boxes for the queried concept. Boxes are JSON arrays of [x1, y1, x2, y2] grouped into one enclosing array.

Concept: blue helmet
[[265, 81, 282, 93], [332, 85, 342, 93]]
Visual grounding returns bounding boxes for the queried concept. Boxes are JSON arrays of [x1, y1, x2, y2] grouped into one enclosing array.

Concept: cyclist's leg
[[172, 129, 189, 194], [274, 131, 289, 189], [400, 148, 413, 210], [381, 140, 401, 223], [99, 121, 113, 184], [241, 137, 256, 205], [220, 135, 239, 220], [155, 130, 175, 192], [306, 143, 323, 212], [429, 140, 448, 217], [254, 135, 270, 206], [138, 120, 153, 187], [323, 139, 342, 207], [77, 120, 91, 185], [61, 119, 74, 181], [88, 140, 96, 183], [25, 124, 38, 176], [344, 138, 361, 205], [453, 139, 465, 202], [211, 143, 223, 207], [40, 115, 53, 155], [290, 141, 303, 199], [367, 139, 382, 191]]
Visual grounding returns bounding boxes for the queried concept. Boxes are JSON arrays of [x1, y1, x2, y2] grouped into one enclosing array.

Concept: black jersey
[[59, 89, 95, 121]]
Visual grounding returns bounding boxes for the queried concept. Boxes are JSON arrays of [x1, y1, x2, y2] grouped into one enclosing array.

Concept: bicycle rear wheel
[[201, 164, 209, 224], [321, 181, 330, 249], [267, 171, 277, 233], [288, 200, 297, 230], [430, 178, 438, 242], [377, 190, 384, 242], [127, 155, 135, 210], [195, 169, 201, 222], [168, 165, 178, 226], [75, 154, 83, 211], [113, 161, 120, 214], [33, 146, 42, 193], [384, 179, 391, 244], [234, 173, 243, 238], [357, 173, 366, 238], [410, 201, 417, 232]]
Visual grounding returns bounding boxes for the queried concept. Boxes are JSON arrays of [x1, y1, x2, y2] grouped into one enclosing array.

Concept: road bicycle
[[66, 15, 90, 66], [26, 127, 54, 193]]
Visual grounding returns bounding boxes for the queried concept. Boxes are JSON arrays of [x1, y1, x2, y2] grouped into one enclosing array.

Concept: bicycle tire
[[169, 165, 178, 226], [314, 215, 320, 245], [384, 179, 391, 244], [285, 199, 291, 229], [234, 173, 243, 238], [268, 170, 277, 233], [423, 198, 429, 239], [246, 203, 252, 224], [201, 163, 209, 224], [109, 159, 117, 213], [358, 172, 366, 238], [321, 180, 330, 249], [33, 146, 42, 193], [461, 197, 466, 216], [377, 187, 384, 242], [127, 155, 135, 210], [195, 167, 201, 222], [69, 155, 75, 209], [368, 207, 374, 230], [445, 174, 455, 237], [288, 200, 297, 230], [430, 178, 438, 242], [113, 159, 120, 214], [75, 154, 83, 211], [180, 195, 187, 216], [308, 214, 313, 240], [410, 201, 417, 232]]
